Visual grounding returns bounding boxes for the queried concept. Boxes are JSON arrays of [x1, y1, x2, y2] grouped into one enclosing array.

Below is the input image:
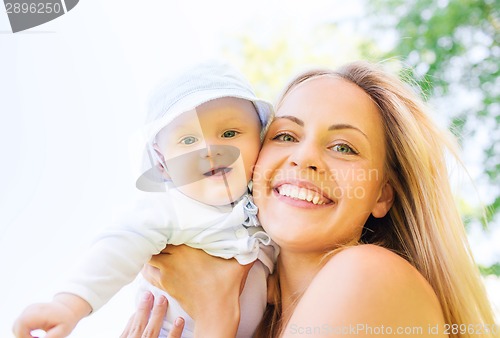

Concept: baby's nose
[[199, 145, 223, 158], [198, 145, 241, 164]]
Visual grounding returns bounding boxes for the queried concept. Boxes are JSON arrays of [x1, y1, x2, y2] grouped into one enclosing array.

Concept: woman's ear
[[153, 144, 170, 179], [371, 182, 394, 218]]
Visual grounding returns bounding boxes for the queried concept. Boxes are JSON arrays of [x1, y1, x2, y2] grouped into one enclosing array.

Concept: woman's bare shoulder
[[325, 244, 419, 278], [317, 244, 443, 310], [284, 244, 446, 337]]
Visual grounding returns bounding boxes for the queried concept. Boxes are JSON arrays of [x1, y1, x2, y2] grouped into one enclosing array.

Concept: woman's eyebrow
[[328, 123, 368, 139], [275, 115, 304, 126], [276, 116, 368, 140]]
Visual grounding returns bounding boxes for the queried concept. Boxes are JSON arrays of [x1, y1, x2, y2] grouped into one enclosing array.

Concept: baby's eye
[[180, 136, 198, 145], [273, 133, 297, 142], [331, 143, 358, 154], [222, 130, 239, 138]]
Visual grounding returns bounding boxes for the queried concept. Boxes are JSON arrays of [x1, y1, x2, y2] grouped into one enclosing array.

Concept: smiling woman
[[135, 61, 497, 338], [254, 74, 392, 251], [252, 62, 497, 337]]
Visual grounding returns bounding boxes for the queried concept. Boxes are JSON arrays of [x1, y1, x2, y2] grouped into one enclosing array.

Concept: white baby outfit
[[62, 185, 276, 337], [61, 60, 277, 337]]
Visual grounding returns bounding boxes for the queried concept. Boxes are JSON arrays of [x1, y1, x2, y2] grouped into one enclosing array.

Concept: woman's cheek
[[331, 163, 381, 199]]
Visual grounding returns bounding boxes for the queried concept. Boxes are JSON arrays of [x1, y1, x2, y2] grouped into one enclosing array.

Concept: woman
[[123, 61, 497, 338]]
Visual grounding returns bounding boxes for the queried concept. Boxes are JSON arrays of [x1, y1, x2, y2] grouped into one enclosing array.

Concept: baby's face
[[155, 97, 261, 206]]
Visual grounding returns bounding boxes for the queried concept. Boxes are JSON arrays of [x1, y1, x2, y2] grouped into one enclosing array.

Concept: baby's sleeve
[[58, 193, 175, 312]]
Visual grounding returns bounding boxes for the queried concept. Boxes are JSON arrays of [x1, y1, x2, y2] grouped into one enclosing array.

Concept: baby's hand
[[13, 293, 91, 338]]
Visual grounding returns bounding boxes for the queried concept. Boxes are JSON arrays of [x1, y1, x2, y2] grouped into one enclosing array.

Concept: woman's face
[[253, 76, 393, 253]]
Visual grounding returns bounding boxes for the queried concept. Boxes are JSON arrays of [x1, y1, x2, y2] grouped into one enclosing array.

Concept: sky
[[0, 1, 498, 337]]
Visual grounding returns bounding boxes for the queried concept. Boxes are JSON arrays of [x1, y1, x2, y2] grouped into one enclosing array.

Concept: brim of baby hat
[[144, 89, 273, 145], [136, 164, 168, 192]]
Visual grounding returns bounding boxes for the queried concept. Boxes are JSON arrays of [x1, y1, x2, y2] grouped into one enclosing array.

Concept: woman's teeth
[[277, 184, 329, 205]]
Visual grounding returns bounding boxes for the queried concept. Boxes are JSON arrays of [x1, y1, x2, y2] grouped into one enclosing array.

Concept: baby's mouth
[[203, 167, 232, 177]]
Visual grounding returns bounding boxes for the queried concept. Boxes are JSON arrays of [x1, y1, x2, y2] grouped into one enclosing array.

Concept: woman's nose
[[289, 141, 320, 171]]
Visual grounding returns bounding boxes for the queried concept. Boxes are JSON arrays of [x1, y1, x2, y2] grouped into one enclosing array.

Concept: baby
[[14, 61, 277, 337]]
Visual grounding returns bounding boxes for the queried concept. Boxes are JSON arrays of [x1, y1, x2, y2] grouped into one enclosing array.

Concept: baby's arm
[[13, 293, 91, 338], [13, 194, 174, 338]]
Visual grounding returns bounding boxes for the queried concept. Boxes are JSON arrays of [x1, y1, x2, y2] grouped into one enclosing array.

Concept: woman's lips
[[272, 181, 334, 207]]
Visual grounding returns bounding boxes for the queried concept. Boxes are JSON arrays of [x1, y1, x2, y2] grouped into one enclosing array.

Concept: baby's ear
[[152, 144, 171, 179]]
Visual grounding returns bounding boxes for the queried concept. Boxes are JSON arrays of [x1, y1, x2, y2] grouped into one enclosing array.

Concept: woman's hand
[[120, 292, 184, 338], [144, 245, 254, 338]]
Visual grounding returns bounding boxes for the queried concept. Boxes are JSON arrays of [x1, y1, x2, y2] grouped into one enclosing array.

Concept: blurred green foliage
[[479, 263, 500, 276], [222, 24, 365, 102], [364, 0, 499, 223]]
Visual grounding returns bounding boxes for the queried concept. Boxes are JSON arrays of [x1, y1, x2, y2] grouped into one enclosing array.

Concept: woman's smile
[[272, 179, 334, 207]]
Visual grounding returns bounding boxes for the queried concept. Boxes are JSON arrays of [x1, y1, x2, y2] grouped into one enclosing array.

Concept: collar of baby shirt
[[165, 188, 259, 232]]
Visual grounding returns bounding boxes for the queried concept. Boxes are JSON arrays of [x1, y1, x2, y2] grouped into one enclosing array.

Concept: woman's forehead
[[277, 76, 376, 118]]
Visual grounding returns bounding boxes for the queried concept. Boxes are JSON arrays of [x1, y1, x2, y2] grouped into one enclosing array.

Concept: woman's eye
[[331, 143, 358, 154], [222, 130, 238, 138], [273, 133, 297, 142], [180, 136, 198, 145]]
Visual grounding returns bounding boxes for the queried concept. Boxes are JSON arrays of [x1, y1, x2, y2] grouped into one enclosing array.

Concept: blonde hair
[[255, 61, 497, 338]]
